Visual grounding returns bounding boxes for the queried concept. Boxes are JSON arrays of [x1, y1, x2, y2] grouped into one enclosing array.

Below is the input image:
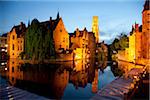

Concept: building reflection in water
[[4, 58, 110, 99], [92, 68, 98, 93], [6, 59, 23, 85]]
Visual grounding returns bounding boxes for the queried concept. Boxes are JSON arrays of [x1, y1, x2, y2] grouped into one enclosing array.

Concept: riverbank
[[0, 76, 48, 100], [117, 54, 150, 66], [128, 73, 149, 100], [91, 61, 148, 100]]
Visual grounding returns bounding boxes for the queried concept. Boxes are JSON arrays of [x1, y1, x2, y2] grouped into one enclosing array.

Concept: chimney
[[50, 17, 52, 21], [135, 23, 139, 32], [20, 22, 23, 26]]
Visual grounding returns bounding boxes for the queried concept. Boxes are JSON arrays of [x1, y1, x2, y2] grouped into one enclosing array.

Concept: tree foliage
[[25, 19, 55, 61], [109, 33, 129, 56]]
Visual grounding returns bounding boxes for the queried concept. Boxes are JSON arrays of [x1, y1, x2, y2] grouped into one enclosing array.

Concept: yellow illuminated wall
[[92, 16, 99, 43], [128, 32, 136, 62], [53, 18, 69, 52], [7, 29, 24, 58]]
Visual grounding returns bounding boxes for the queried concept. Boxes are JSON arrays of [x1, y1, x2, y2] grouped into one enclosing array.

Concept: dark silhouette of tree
[[25, 19, 55, 61]]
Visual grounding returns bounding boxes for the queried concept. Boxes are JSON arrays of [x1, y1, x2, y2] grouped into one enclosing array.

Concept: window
[[12, 44, 15, 50], [18, 46, 19, 50], [20, 46, 22, 50], [12, 77, 14, 82], [63, 38, 65, 42], [12, 67, 14, 72], [17, 66, 19, 71], [60, 29, 62, 32], [12, 35, 15, 40]]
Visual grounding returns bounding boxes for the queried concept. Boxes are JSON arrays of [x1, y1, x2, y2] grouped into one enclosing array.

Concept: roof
[[10, 22, 26, 38], [1, 33, 7, 37], [70, 28, 88, 37], [143, 0, 150, 12], [40, 18, 60, 31], [69, 33, 76, 37]]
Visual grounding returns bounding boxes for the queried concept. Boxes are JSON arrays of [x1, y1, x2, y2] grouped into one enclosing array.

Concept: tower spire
[[57, 12, 60, 19], [143, 0, 150, 11]]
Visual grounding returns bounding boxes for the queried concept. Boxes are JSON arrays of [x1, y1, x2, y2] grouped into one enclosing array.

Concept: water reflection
[[0, 58, 117, 99], [111, 60, 144, 77]]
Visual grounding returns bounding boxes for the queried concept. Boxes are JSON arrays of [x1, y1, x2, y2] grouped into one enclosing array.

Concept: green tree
[[109, 33, 129, 59], [25, 19, 55, 61]]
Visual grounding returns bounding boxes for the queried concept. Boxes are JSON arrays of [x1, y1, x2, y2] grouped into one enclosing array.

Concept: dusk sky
[[0, 0, 145, 44]]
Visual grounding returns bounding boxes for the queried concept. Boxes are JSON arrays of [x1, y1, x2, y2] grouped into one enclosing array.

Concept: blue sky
[[0, 0, 145, 44]]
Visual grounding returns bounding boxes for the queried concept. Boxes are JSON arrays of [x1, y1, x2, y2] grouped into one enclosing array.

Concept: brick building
[[7, 22, 26, 58]]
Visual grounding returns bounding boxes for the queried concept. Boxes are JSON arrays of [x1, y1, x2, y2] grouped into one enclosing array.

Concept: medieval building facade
[[0, 33, 8, 60], [7, 22, 26, 58], [69, 28, 96, 59], [124, 0, 150, 63], [141, 0, 150, 59], [40, 13, 69, 53]]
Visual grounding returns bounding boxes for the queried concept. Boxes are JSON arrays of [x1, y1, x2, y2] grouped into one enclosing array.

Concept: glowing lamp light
[[75, 54, 82, 59], [5, 67, 7, 71], [133, 76, 137, 79], [96, 50, 98, 53], [5, 44, 8, 47], [130, 83, 134, 89], [1, 62, 5, 65], [1, 49, 5, 51], [96, 62, 98, 65]]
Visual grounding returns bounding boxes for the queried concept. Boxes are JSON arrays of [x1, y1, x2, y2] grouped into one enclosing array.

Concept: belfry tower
[[92, 16, 99, 43], [142, 0, 150, 59]]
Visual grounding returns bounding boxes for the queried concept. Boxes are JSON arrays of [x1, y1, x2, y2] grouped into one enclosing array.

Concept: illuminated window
[[12, 44, 15, 50]]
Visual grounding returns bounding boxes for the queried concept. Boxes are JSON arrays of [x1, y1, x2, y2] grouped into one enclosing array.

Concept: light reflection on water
[[0, 58, 118, 99]]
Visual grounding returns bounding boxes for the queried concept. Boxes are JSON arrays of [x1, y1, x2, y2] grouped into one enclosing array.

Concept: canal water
[[0, 59, 121, 99]]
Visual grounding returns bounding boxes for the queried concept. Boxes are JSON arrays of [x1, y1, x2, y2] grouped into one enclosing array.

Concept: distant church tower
[[92, 16, 99, 43], [142, 0, 150, 59]]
